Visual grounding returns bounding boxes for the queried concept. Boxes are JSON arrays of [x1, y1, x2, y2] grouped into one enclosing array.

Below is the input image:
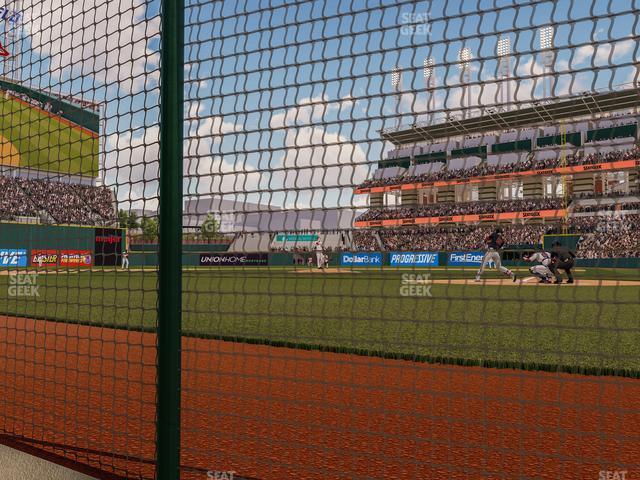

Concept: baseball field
[[0, 265, 639, 479], [1, 266, 639, 375], [0, 95, 98, 176]]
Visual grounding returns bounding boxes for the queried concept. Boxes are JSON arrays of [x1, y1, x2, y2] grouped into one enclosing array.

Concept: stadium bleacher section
[[0, 175, 115, 225], [357, 146, 640, 190], [352, 215, 640, 258], [356, 198, 563, 223], [350, 113, 640, 259], [572, 199, 640, 213]]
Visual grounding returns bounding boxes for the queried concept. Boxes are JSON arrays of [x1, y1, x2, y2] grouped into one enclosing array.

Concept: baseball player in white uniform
[[121, 250, 130, 270], [475, 228, 516, 282], [523, 251, 553, 283], [314, 240, 324, 269]]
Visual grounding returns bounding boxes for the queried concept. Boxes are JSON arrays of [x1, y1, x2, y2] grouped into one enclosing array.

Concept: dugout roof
[[381, 87, 640, 146]]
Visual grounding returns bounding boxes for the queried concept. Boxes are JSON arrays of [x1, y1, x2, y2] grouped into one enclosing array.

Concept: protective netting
[[0, 0, 639, 479], [0, 0, 160, 478]]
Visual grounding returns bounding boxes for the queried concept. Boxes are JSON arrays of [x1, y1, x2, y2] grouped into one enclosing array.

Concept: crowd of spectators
[[352, 230, 379, 250], [356, 198, 563, 223], [574, 215, 640, 258], [573, 189, 640, 200], [0, 175, 115, 225], [377, 224, 549, 251], [351, 214, 640, 258], [358, 146, 640, 189], [573, 200, 640, 213]]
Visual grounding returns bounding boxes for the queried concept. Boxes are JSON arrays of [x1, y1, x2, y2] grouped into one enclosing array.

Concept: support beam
[[157, 0, 184, 478]]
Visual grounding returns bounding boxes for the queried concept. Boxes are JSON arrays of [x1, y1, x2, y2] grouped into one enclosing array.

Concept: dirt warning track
[[0, 315, 638, 480]]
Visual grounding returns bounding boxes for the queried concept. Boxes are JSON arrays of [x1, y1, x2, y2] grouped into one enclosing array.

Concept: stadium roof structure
[[381, 86, 640, 146]]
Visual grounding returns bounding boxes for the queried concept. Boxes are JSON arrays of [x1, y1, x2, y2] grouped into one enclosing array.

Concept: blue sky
[[9, 0, 640, 214]]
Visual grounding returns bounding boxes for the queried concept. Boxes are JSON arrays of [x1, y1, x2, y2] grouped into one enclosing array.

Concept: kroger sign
[[340, 252, 382, 266]]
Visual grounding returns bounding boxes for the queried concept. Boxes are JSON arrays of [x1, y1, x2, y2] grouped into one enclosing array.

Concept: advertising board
[[199, 253, 268, 266], [448, 251, 491, 267], [60, 250, 93, 266], [0, 248, 27, 267], [31, 249, 59, 267], [340, 252, 383, 266], [389, 252, 439, 267]]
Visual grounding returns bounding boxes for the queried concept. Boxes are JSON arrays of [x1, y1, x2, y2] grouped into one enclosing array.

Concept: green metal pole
[[157, 0, 183, 477]]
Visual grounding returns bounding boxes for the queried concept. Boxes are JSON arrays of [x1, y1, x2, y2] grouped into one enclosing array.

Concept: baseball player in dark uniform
[[549, 241, 576, 284], [475, 228, 517, 282]]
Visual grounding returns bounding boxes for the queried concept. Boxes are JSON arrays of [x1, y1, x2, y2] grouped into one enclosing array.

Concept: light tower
[[458, 47, 472, 119], [540, 26, 555, 99], [497, 36, 511, 110], [423, 57, 435, 124], [391, 67, 401, 128]]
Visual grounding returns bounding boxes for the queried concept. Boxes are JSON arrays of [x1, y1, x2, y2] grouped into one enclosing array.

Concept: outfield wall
[[129, 243, 231, 267], [128, 249, 640, 268], [0, 222, 125, 267]]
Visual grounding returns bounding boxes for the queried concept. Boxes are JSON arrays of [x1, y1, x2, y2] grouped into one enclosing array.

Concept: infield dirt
[[0, 315, 638, 479]]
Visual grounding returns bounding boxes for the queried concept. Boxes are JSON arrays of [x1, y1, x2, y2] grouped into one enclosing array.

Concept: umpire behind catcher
[[550, 241, 576, 284]]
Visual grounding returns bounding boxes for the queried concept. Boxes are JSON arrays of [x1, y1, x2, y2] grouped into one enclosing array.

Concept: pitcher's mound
[[0, 135, 20, 166]]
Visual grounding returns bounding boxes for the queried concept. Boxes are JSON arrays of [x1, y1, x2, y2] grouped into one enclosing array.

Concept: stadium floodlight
[[540, 26, 555, 97], [497, 37, 512, 109], [497, 37, 511, 57], [391, 67, 400, 88], [458, 48, 472, 119], [458, 47, 472, 69], [540, 26, 553, 50], [423, 57, 434, 79], [390, 67, 402, 128], [423, 57, 436, 125]]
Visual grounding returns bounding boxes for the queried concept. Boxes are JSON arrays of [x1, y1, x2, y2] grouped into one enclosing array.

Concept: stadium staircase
[[374, 230, 384, 251]]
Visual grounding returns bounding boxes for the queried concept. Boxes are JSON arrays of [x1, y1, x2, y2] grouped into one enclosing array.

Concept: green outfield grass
[[0, 96, 98, 176], [0, 267, 639, 376]]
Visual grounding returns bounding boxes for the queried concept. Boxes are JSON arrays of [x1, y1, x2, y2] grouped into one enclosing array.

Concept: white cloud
[[269, 94, 331, 128], [572, 38, 636, 67], [26, 0, 160, 96]]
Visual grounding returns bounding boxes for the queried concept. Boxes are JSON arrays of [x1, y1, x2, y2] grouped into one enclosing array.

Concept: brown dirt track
[[0, 315, 639, 480]]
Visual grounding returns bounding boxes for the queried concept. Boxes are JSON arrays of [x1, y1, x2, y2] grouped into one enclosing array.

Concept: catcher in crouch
[[475, 228, 517, 282], [523, 251, 553, 283]]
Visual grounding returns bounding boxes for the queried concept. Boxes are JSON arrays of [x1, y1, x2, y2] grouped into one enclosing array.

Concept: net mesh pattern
[[0, 1, 638, 479]]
